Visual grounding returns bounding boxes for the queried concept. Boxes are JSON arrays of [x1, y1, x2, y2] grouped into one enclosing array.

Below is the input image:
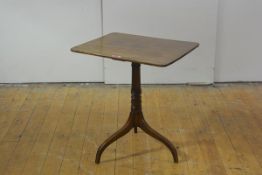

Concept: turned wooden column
[[131, 63, 142, 133]]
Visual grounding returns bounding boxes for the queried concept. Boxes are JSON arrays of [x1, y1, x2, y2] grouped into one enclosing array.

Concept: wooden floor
[[0, 83, 261, 175]]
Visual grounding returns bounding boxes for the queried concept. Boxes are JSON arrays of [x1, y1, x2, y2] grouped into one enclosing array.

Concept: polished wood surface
[[71, 33, 199, 67], [0, 83, 261, 175]]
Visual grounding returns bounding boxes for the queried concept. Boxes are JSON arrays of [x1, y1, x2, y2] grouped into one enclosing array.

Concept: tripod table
[[71, 32, 199, 164]]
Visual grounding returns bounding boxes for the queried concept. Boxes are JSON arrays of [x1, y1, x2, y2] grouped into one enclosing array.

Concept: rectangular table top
[[71, 33, 199, 67]]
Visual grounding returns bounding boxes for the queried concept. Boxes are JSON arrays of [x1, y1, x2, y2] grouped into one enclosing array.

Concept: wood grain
[[71, 33, 199, 67], [0, 83, 261, 175]]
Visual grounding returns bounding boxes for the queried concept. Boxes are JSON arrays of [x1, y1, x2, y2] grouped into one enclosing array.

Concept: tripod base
[[95, 63, 178, 164]]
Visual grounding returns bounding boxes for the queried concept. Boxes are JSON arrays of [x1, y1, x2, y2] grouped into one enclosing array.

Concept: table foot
[[95, 117, 133, 164], [95, 113, 178, 164], [139, 118, 178, 163]]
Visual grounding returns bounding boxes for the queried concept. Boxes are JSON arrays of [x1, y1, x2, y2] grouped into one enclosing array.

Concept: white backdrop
[[0, 0, 103, 83], [0, 0, 261, 83], [215, 0, 262, 82], [103, 0, 218, 84]]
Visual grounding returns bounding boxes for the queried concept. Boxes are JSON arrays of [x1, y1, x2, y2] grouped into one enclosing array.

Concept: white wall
[[0, 0, 103, 83], [215, 0, 262, 82], [1, 0, 261, 83], [103, 0, 218, 84]]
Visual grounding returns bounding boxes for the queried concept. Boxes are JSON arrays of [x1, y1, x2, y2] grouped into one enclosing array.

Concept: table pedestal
[[95, 63, 178, 164]]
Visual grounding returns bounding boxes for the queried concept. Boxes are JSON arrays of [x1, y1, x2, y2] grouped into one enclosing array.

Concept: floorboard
[[0, 83, 261, 175]]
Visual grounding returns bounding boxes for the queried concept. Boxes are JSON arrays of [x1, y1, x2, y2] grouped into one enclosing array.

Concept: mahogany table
[[71, 33, 199, 164]]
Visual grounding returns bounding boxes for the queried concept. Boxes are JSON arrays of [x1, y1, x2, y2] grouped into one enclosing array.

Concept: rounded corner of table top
[[70, 33, 200, 67]]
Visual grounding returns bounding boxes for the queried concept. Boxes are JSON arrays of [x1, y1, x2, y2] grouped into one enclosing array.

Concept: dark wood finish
[[71, 32, 199, 67], [95, 63, 178, 164], [71, 33, 199, 164]]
